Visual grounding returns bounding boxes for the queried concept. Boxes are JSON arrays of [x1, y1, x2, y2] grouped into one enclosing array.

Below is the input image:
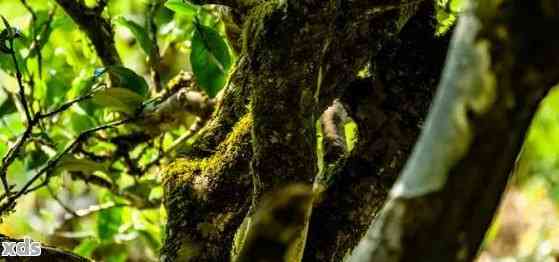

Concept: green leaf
[[0, 142, 6, 157], [1, 113, 25, 137], [97, 206, 123, 241], [24, 149, 49, 171], [69, 111, 95, 134], [27, 11, 58, 58], [74, 238, 99, 258], [56, 155, 107, 175], [165, 0, 199, 19], [115, 17, 153, 55], [0, 89, 16, 117], [191, 21, 232, 98], [107, 66, 149, 98], [91, 87, 145, 114], [0, 39, 27, 76], [46, 70, 73, 106], [136, 229, 162, 250]]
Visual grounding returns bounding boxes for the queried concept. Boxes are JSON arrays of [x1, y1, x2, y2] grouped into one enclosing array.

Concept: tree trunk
[[161, 0, 447, 261]]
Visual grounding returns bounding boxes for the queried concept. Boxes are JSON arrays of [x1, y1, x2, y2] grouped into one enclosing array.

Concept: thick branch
[[139, 89, 214, 136], [161, 114, 253, 262], [349, 1, 559, 261], [304, 2, 451, 260], [162, 0, 430, 260], [191, 0, 261, 13]]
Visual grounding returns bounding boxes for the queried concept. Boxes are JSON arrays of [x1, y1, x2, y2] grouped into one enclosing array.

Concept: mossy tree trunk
[[161, 0, 559, 262]]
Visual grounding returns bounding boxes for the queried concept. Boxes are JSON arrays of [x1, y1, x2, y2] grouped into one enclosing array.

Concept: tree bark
[[305, 3, 452, 260], [162, 0, 436, 260], [349, 1, 559, 261], [55, 0, 121, 67]]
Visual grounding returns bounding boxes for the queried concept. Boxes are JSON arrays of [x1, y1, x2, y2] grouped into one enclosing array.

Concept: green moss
[[162, 158, 203, 194], [163, 113, 252, 193], [241, 0, 280, 55]]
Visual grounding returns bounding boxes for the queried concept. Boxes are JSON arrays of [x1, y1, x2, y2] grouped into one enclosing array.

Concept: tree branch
[[349, 1, 559, 261], [304, 3, 452, 260], [161, 113, 253, 261], [54, 0, 121, 67], [162, 0, 431, 260]]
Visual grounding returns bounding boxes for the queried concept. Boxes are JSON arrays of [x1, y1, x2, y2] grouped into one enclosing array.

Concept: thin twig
[[0, 117, 134, 214], [7, 35, 32, 123], [147, 0, 163, 93], [0, 89, 97, 197], [36, 92, 95, 120], [142, 117, 206, 171]]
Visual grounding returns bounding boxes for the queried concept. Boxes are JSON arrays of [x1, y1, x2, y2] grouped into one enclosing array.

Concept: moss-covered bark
[[162, 114, 253, 261], [161, 0, 452, 261]]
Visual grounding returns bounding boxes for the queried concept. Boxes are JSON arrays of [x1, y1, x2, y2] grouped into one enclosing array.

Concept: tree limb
[[349, 1, 559, 261], [54, 0, 121, 67], [162, 0, 431, 260], [304, 2, 451, 260]]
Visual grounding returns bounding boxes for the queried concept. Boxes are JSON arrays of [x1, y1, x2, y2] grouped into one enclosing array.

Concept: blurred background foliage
[[0, 0, 557, 261], [0, 0, 233, 260]]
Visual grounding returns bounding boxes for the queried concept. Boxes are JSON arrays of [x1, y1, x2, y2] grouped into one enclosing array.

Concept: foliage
[[0, 0, 233, 260]]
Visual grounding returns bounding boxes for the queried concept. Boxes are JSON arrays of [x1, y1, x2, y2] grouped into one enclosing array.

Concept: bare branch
[[147, 1, 163, 93]]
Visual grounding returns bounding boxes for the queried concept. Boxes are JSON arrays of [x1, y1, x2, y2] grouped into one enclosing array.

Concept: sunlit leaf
[[97, 206, 123, 240], [46, 70, 73, 106], [1, 113, 25, 136], [69, 111, 95, 134], [56, 155, 107, 175], [27, 11, 58, 58], [165, 0, 199, 19], [91, 87, 144, 114], [107, 65, 149, 98], [74, 238, 99, 258], [0, 88, 16, 117], [24, 149, 49, 171], [115, 17, 153, 55], [191, 21, 232, 98], [0, 141, 6, 157]]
